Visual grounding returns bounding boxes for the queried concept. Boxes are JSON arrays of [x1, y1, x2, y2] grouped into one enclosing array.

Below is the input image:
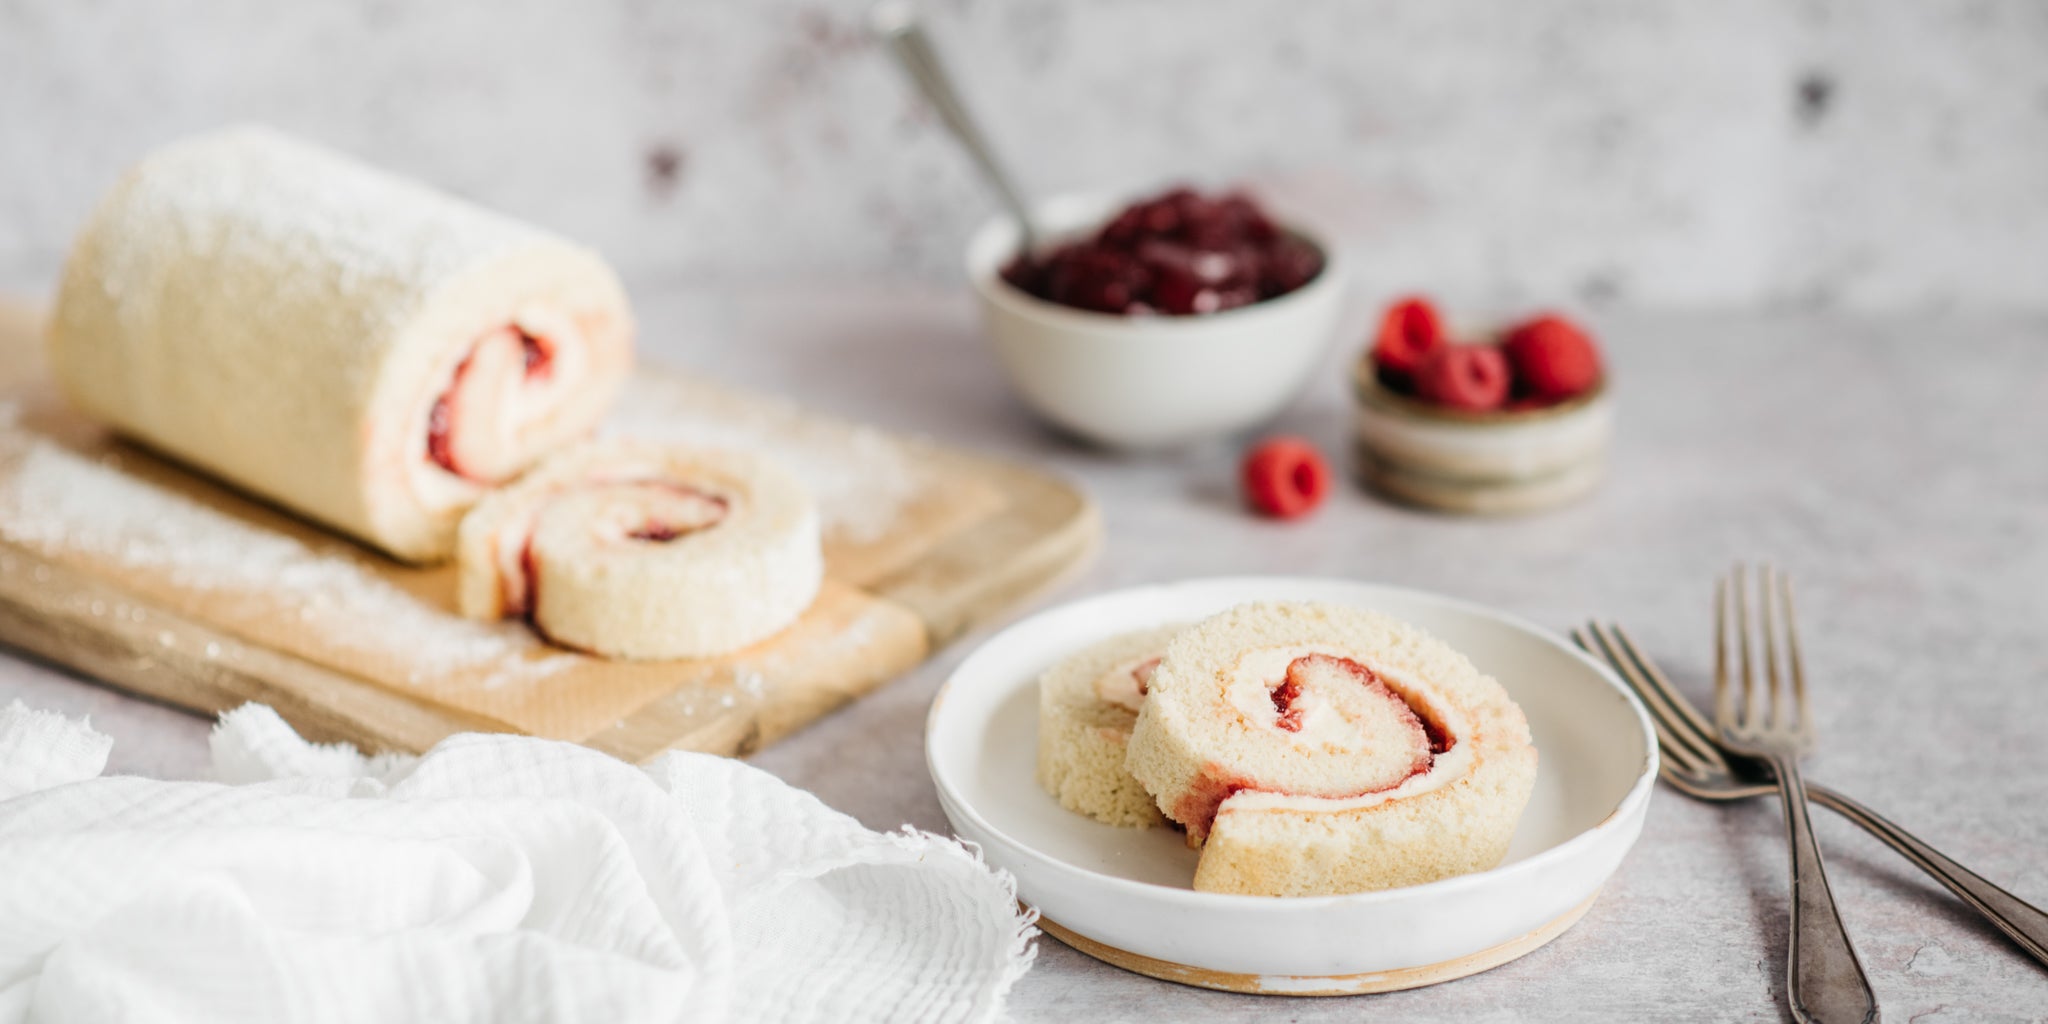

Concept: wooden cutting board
[[0, 301, 1098, 761]]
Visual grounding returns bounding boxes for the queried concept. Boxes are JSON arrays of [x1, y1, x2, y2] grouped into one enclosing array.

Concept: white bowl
[[965, 195, 1347, 450], [926, 576, 1656, 995]]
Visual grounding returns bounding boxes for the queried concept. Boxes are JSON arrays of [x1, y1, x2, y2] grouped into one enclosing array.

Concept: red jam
[[521, 330, 552, 379], [1269, 673, 1305, 733], [1170, 764, 1256, 844], [513, 537, 540, 618], [624, 486, 728, 543], [1000, 187, 1323, 316], [427, 327, 554, 478], [426, 392, 459, 475], [1420, 716, 1454, 756], [1169, 654, 1451, 842]]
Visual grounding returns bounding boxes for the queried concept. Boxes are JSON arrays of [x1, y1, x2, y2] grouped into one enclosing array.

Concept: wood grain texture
[[0, 302, 1098, 760]]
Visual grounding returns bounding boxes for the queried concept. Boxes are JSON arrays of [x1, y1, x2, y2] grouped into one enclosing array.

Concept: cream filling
[[1221, 644, 1399, 749], [509, 307, 587, 419], [1217, 736, 1477, 814], [405, 310, 596, 515], [486, 465, 728, 616], [1212, 651, 1477, 809], [1091, 654, 1160, 715], [583, 481, 731, 543]]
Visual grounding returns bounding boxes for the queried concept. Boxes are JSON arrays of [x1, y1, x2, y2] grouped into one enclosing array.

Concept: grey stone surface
[[5, 0, 2048, 312], [4, 284, 2046, 1018]]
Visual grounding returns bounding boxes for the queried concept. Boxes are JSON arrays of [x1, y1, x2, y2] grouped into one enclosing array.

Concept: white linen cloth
[[0, 702, 1035, 1023]]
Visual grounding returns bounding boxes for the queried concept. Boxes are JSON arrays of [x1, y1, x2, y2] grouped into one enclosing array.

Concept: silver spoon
[[868, 1, 1043, 255]]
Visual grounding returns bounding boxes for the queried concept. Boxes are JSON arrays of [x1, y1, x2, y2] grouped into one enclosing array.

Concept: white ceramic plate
[[926, 576, 1656, 994]]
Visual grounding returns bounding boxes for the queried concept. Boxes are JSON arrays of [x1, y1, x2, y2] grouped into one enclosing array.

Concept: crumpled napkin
[[0, 702, 1035, 1023]]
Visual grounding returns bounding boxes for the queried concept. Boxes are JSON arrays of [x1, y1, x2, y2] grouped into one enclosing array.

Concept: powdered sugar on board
[[0, 435, 575, 691], [607, 375, 924, 545]]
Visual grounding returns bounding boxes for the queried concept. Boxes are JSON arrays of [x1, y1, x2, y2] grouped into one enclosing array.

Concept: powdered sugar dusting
[[607, 375, 923, 544], [84, 126, 546, 355], [0, 437, 574, 689]]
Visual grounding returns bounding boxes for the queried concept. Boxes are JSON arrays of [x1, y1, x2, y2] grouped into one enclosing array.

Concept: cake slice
[[1036, 626, 1185, 827], [457, 439, 821, 660], [1125, 601, 1538, 897]]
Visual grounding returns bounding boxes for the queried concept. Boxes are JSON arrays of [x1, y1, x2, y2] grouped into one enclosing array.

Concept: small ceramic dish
[[1351, 361, 1614, 515], [965, 194, 1347, 450], [926, 576, 1655, 995]]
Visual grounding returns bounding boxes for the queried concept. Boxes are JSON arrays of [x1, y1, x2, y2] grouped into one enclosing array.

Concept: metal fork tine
[[1653, 721, 1713, 779], [1735, 562, 1758, 731], [1583, 622, 1726, 773], [1572, 622, 1720, 774], [1604, 623, 1733, 773], [1610, 623, 1718, 744], [1571, 626, 1717, 781], [1780, 570, 1814, 743], [1762, 564, 1786, 731], [1714, 573, 1736, 731]]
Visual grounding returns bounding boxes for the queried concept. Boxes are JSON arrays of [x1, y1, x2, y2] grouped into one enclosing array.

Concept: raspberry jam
[[1170, 764, 1256, 844], [623, 484, 729, 542], [425, 392, 459, 474], [520, 329, 553, 379], [1000, 187, 1323, 317], [627, 523, 687, 542], [426, 327, 553, 479], [1268, 673, 1305, 732]]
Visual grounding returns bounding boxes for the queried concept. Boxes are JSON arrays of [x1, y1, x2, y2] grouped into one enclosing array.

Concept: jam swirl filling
[[427, 327, 556, 481], [1174, 653, 1457, 841]]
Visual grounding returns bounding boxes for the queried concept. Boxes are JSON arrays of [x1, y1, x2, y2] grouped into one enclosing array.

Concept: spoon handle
[[870, 2, 1039, 252]]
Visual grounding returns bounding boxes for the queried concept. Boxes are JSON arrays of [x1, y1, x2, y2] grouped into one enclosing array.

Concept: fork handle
[[1772, 756, 1881, 1024], [1808, 780, 2048, 968]]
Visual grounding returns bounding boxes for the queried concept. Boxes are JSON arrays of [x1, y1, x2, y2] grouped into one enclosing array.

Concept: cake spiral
[[1036, 626, 1183, 828], [457, 440, 822, 660], [1125, 601, 1538, 897], [47, 126, 633, 562]]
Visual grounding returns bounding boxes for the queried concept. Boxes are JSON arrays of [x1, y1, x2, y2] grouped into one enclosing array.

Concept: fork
[[1716, 564, 1879, 1023], [1572, 621, 2048, 971]]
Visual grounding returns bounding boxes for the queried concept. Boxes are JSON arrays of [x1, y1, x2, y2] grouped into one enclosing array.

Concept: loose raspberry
[[1502, 313, 1602, 401], [1241, 437, 1331, 519], [1415, 344, 1511, 411], [1370, 296, 1447, 383]]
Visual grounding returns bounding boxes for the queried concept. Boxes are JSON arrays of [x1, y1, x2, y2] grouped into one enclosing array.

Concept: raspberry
[[1370, 296, 1447, 384], [1415, 344, 1511, 411], [1241, 437, 1331, 519], [1502, 313, 1602, 401]]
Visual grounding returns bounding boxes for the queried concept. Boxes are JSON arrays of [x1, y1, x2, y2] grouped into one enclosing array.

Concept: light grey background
[[5, 0, 2047, 311]]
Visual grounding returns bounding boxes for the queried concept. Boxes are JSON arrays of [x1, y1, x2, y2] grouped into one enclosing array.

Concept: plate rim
[[925, 574, 1659, 911]]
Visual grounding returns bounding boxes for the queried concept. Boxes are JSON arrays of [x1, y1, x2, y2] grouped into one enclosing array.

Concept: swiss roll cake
[[1125, 601, 1537, 897], [47, 126, 633, 562], [457, 440, 822, 660], [1036, 626, 1183, 828]]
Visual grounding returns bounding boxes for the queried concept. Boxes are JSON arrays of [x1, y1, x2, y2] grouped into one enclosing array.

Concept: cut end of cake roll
[[1124, 601, 1538, 897], [47, 125, 634, 563], [457, 439, 822, 660], [1036, 625, 1185, 828]]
